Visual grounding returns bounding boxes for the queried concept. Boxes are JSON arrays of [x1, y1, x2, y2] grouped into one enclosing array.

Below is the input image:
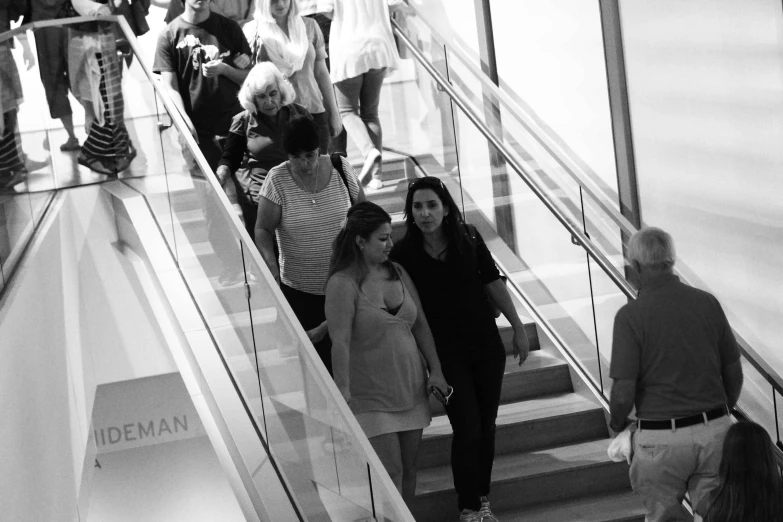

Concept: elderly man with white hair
[[609, 227, 744, 522]]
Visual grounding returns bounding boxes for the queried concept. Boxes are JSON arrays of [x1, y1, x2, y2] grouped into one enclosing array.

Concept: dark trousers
[[441, 346, 506, 512], [35, 26, 73, 120], [280, 283, 332, 375]]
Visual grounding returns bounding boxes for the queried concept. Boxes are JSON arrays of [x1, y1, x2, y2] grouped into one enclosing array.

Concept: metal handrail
[[391, 19, 638, 302], [398, 5, 630, 234], [391, 16, 783, 399], [116, 16, 414, 521]]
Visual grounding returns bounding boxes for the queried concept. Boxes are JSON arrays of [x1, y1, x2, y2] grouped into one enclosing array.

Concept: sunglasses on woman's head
[[408, 176, 446, 191]]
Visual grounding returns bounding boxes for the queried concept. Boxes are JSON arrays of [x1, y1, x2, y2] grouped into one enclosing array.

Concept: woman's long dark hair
[[327, 201, 398, 285], [397, 176, 477, 277], [704, 421, 783, 522]]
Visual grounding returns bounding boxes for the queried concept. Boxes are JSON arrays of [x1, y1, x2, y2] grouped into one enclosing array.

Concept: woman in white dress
[[329, 0, 404, 190]]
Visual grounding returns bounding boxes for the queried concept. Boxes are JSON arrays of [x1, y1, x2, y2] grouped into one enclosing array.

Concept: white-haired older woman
[[242, 0, 341, 153], [216, 61, 309, 238]]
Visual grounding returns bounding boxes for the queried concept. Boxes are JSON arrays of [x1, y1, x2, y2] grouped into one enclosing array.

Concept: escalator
[[2, 9, 782, 522]]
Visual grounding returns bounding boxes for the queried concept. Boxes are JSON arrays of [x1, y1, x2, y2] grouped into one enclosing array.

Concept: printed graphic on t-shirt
[[176, 34, 231, 71]]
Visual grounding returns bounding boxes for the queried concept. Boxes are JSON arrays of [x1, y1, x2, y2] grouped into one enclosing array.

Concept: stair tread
[[416, 438, 615, 495], [494, 490, 644, 522], [503, 346, 564, 374], [425, 392, 600, 438]]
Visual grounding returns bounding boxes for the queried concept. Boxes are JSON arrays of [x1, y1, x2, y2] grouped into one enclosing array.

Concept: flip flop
[[60, 138, 81, 152]]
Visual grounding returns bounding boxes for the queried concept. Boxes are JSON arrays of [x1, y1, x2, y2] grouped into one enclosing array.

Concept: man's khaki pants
[[630, 415, 731, 521]]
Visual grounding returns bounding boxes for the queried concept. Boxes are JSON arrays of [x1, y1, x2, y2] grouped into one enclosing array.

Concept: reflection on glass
[[86, 373, 247, 521]]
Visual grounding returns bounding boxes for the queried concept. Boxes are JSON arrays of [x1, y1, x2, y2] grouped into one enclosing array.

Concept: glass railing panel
[[242, 246, 380, 520], [488, 0, 620, 204], [584, 255, 629, 396], [370, 458, 410, 522], [451, 106, 603, 387], [0, 192, 34, 288], [111, 17, 413, 520], [736, 358, 777, 438], [398, 7, 783, 458], [373, 34, 458, 180], [0, 181, 253, 520], [401, 12, 619, 226], [122, 87, 186, 260], [444, 47, 587, 218], [580, 188, 629, 264]]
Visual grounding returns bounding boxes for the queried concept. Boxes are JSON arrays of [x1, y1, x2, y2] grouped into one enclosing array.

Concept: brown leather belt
[[637, 406, 729, 430]]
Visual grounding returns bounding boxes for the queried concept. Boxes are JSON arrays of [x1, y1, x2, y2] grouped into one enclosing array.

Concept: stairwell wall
[[619, 0, 783, 377], [0, 185, 180, 519]]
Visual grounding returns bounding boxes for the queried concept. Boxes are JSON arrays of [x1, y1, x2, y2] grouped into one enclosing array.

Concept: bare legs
[[368, 428, 423, 505]]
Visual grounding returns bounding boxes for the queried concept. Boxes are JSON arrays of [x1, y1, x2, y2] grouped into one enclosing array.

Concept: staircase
[[138, 145, 644, 521], [359, 161, 645, 522]]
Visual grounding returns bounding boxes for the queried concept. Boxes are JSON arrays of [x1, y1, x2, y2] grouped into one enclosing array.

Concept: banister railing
[[390, 13, 783, 452]]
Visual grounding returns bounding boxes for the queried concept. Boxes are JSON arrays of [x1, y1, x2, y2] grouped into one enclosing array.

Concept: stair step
[[419, 392, 606, 468], [494, 490, 644, 522], [428, 350, 571, 417], [499, 321, 541, 353], [348, 151, 410, 183], [413, 439, 630, 521]]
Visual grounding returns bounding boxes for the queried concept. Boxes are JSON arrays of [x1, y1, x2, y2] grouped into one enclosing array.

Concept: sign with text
[[91, 372, 206, 454]]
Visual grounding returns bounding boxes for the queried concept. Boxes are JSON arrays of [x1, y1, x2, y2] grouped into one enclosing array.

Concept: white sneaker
[[367, 178, 383, 190], [479, 496, 499, 521], [459, 509, 481, 522]]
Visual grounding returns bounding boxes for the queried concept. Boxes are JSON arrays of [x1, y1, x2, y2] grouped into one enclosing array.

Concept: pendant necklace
[[292, 161, 319, 206]]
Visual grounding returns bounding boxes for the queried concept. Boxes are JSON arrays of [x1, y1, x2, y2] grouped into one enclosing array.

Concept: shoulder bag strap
[[330, 152, 354, 205]]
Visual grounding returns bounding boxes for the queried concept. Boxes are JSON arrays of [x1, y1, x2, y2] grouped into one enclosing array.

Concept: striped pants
[[0, 111, 24, 178], [69, 31, 133, 175], [0, 43, 24, 181]]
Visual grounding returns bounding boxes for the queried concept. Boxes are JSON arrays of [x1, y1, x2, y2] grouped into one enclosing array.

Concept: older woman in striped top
[[255, 114, 365, 374]]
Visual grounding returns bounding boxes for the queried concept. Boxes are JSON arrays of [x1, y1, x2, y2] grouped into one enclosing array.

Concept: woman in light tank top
[[324, 201, 448, 505]]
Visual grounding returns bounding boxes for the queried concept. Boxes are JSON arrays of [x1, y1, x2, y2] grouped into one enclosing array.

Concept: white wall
[[413, 0, 482, 63], [0, 186, 184, 519], [0, 215, 82, 521], [620, 0, 783, 376], [490, 0, 619, 192]]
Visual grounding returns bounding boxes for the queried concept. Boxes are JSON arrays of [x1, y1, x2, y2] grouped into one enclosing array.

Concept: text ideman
[[94, 415, 189, 446]]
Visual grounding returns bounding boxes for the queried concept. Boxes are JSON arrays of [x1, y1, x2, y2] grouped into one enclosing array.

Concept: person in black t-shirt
[[153, 0, 252, 285], [390, 176, 530, 522], [154, 0, 251, 160]]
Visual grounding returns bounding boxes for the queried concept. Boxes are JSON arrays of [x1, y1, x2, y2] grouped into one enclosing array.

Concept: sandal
[[114, 145, 138, 173], [60, 137, 81, 152], [78, 155, 117, 176], [358, 148, 382, 185], [0, 169, 27, 190]]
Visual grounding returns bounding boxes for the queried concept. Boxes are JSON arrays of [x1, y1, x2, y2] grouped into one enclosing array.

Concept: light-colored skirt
[[354, 398, 432, 439]]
